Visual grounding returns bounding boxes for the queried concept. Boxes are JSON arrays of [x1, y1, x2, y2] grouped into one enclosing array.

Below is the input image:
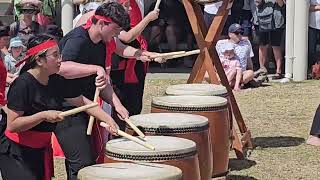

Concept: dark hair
[[94, 2, 130, 30], [0, 25, 10, 37], [20, 34, 55, 74], [45, 24, 63, 41]]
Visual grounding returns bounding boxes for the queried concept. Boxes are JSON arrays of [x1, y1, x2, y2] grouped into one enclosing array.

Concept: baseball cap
[[228, 23, 244, 33]]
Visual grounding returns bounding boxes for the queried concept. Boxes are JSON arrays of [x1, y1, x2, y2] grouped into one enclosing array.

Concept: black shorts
[[257, 29, 284, 46]]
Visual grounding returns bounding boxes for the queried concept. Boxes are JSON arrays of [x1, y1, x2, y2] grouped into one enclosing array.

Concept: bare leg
[[227, 69, 237, 85], [242, 70, 254, 84], [234, 69, 243, 91], [272, 46, 283, 74], [258, 45, 268, 72]]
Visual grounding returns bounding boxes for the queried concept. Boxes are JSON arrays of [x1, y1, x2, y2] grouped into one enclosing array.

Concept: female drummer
[[0, 34, 119, 180]]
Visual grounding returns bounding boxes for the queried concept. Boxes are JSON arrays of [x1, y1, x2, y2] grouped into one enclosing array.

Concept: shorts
[[257, 29, 284, 46]]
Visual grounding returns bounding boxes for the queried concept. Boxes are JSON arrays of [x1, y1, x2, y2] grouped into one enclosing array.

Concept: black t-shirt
[[7, 72, 63, 132], [49, 26, 106, 101]]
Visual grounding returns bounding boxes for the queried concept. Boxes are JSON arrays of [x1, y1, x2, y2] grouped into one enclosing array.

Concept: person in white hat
[[219, 42, 243, 91], [4, 37, 25, 76]]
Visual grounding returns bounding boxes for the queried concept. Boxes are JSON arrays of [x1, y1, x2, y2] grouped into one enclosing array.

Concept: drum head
[[166, 84, 227, 96], [152, 96, 227, 108], [78, 162, 182, 180], [106, 136, 197, 161], [130, 113, 208, 129]]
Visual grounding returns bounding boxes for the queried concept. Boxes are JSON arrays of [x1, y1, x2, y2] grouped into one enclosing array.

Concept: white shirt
[[310, 0, 320, 29], [204, 1, 231, 15], [216, 39, 254, 71]]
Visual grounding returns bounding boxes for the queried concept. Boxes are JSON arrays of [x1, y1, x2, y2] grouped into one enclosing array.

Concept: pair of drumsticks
[[152, 49, 200, 61], [84, 89, 155, 150]]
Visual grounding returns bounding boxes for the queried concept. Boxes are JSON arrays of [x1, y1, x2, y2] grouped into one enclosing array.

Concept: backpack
[[256, 2, 276, 32]]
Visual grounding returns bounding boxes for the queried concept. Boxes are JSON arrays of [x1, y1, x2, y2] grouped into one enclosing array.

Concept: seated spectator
[[216, 23, 258, 87], [4, 37, 25, 75], [10, 3, 45, 45], [147, 0, 194, 67], [218, 42, 243, 91], [253, 0, 285, 79], [308, 0, 320, 74]]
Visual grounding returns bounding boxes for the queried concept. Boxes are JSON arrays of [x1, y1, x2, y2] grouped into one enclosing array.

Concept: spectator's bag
[[256, 3, 275, 32]]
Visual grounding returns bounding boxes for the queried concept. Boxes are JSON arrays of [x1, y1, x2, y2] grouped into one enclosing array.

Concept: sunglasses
[[234, 31, 244, 35], [21, 9, 39, 14]]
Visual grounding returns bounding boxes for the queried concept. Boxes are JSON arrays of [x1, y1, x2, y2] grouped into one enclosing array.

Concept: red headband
[[82, 15, 115, 29], [15, 40, 57, 68]]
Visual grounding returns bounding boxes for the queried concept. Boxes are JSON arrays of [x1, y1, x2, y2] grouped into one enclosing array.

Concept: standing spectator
[[4, 37, 25, 75], [308, 0, 320, 73], [14, 0, 56, 25], [254, 0, 285, 79], [10, 3, 44, 45], [216, 23, 257, 87], [241, 0, 256, 38]]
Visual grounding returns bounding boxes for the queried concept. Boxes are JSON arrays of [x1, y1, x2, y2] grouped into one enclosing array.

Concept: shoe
[[306, 135, 320, 146], [254, 67, 268, 78], [272, 73, 283, 80]]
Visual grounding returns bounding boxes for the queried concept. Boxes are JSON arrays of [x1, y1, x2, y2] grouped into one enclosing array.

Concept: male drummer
[[48, 2, 159, 180]]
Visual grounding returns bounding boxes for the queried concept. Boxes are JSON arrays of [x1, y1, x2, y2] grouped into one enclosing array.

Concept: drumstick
[[87, 88, 100, 135], [124, 117, 146, 139], [153, 51, 186, 58], [154, 0, 161, 10], [59, 103, 99, 117], [165, 49, 201, 60], [100, 122, 155, 151]]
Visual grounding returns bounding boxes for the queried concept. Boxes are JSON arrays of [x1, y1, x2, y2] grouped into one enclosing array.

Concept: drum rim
[[152, 96, 228, 107], [105, 136, 197, 159], [78, 162, 183, 179], [129, 113, 209, 129], [166, 83, 227, 96]]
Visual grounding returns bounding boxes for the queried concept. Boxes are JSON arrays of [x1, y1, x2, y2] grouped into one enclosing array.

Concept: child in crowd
[[4, 37, 25, 75], [219, 42, 243, 91]]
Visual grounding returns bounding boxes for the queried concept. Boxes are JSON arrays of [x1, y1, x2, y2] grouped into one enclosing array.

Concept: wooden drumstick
[[153, 51, 186, 58], [165, 49, 201, 60], [154, 0, 161, 10], [87, 88, 100, 135], [124, 117, 146, 139], [59, 103, 99, 117], [100, 122, 155, 151]]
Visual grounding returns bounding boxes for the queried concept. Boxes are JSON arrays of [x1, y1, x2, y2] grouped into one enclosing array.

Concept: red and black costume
[[107, 0, 148, 130], [0, 40, 61, 180]]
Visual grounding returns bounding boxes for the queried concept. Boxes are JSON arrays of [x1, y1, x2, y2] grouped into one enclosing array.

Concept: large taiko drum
[[193, 0, 223, 5], [165, 84, 232, 129], [105, 136, 201, 180], [151, 96, 229, 177], [78, 162, 183, 180], [126, 113, 212, 180]]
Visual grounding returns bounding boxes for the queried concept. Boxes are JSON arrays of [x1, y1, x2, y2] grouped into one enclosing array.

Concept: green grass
[[54, 79, 320, 180]]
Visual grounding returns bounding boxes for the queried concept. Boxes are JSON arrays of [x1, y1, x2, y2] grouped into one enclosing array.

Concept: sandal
[[272, 73, 283, 80]]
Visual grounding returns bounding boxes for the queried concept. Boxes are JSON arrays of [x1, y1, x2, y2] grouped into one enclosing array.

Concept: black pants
[[310, 104, 320, 137], [0, 139, 44, 180], [54, 113, 96, 180], [113, 82, 145, 131]]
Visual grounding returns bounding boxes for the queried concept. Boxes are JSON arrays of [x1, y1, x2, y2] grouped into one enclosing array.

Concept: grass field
[[54, 79, 320, 180]]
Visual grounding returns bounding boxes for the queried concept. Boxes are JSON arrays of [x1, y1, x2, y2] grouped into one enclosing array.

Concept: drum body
[[151, 96, 229, 177], [166, 83, 232, 129], [126, 113, 212, 180], [105, 136, 201, 180], [78, 162, 182, 180]]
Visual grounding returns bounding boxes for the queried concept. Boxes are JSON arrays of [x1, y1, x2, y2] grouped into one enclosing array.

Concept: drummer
[[48, 2, 164, 180], [107, 0, 160, 131], [0, 34, 119, 180]]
